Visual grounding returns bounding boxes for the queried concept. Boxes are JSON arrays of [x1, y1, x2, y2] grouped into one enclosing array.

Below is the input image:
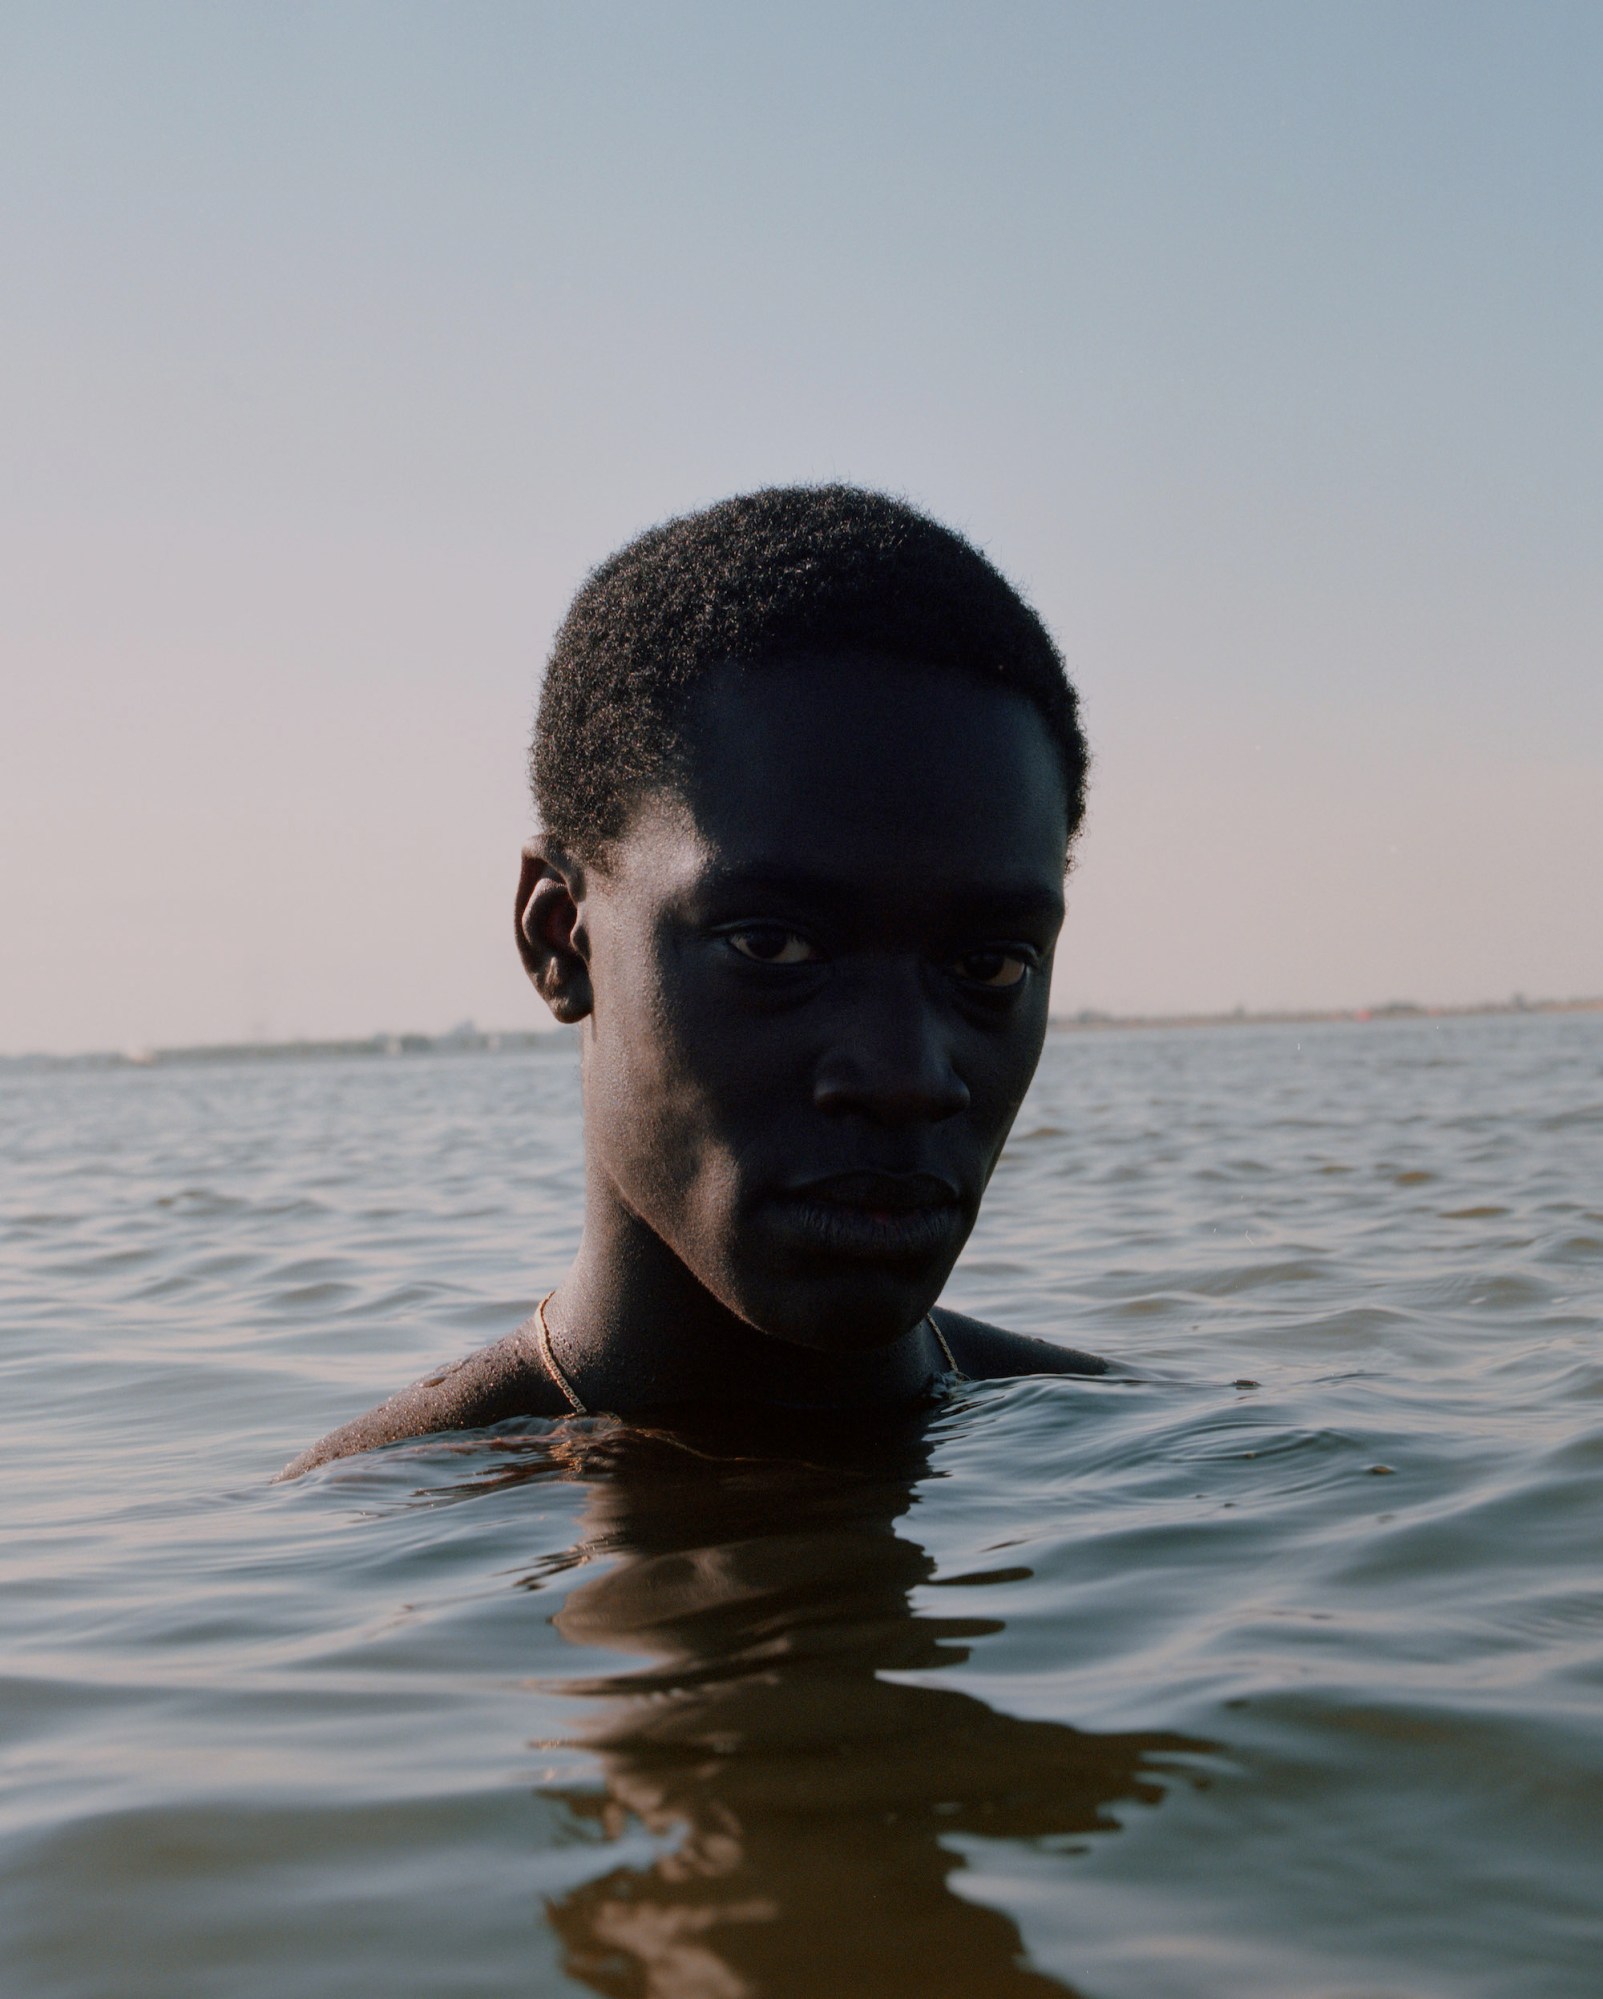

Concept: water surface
[[2, 1015, 1600, 1996]]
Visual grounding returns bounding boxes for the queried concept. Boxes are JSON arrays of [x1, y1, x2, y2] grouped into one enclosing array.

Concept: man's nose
[[810, 967, 971, 1125]]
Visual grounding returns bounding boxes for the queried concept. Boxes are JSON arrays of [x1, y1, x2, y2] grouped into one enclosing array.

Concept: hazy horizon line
[[5, 994, 1599, 1071]]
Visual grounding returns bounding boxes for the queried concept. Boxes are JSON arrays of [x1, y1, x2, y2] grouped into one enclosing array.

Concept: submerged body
[[282, 1307, 1107, 1476]]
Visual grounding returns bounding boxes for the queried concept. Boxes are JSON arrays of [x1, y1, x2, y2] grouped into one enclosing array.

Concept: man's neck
[[543, 1170, 943, 1414]]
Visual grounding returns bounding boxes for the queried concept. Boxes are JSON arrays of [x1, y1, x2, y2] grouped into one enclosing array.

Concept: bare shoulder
[[932, 1306, 1110, 1380], [275, 1320, 567, 1479]]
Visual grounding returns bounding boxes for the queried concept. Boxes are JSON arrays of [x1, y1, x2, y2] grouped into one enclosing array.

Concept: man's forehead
[[607, 794, 1066, 925], [685, 645, 1051, 739], [680, 652, 1068, 837], [587, 652, 1070, 914]]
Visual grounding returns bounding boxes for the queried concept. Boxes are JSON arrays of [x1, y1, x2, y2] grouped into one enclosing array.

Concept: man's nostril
[[812, 1054, 970, 1123]]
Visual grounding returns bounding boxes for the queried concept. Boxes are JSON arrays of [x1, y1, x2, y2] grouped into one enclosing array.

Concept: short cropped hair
[[532, 484, 1088, 860]]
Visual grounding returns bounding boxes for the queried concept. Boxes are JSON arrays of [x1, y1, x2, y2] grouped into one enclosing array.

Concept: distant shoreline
[[1048, 994, 1603, 1033], [4, 995, 1599, 1072]]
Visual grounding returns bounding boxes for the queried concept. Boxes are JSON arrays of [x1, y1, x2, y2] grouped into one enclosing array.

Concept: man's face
[[573, 653, 1069, 1352]]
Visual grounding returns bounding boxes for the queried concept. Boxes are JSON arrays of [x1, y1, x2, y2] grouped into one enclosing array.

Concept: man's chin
[[740, 1269, 947, 1356]]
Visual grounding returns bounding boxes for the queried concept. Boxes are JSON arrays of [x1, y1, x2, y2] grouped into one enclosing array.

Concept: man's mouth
[[770, 1171, 963, 1261]]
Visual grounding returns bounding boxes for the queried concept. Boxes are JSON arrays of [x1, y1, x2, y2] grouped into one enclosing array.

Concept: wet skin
[[284, 653, 1105, 1474]]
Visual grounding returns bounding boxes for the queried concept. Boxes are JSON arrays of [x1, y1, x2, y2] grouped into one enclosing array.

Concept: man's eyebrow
[[690, 864, 1065, 922], [694, 864, 861, 901]]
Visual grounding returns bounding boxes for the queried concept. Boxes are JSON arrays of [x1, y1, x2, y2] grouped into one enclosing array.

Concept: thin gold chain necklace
[[533, 1290, 964, 1417], [534, 1291, 587, 1414]]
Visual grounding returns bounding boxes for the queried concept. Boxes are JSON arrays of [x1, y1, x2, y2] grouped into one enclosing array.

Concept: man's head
[[533, 485, 1087, 864], [519, 486, 1087, 1358]]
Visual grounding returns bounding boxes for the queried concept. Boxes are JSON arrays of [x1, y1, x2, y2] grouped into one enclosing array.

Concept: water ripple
[[1, 1018, 1600, 1996]]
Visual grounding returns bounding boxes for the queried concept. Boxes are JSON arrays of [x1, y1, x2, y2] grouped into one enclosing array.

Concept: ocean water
[[2, 1013, 1601, 1999]]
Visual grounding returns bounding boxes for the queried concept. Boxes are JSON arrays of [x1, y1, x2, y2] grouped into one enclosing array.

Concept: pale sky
[[4, 1, 1599, 1053]]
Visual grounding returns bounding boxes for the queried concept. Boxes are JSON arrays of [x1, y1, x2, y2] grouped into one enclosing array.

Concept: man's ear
[[515, 839, 593, 1024]]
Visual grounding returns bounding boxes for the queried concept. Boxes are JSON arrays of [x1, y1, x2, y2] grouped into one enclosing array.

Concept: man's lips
[[786, 1170, 962, 1215], [768, 1172, 963, 1262]]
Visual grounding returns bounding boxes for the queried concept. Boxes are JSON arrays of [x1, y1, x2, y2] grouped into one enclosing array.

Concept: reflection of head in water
[[511, 1414, 1209, 1999]]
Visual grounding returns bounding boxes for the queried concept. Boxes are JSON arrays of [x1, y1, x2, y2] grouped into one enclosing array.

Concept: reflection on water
[[501, 1421, 1207, 1998]]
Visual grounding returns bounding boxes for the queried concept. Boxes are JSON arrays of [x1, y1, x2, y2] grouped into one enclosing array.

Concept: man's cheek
[[607, 1046, 726, 1220]]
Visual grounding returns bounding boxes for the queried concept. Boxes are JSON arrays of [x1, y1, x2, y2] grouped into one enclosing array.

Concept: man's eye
[[953, 948, 1032, 988], [726, 927, 821, 966]]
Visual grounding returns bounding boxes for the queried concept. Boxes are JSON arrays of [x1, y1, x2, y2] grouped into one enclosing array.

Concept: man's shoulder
[[276, 1322, 568, 1478], [932, 1306, 1111, 1381]]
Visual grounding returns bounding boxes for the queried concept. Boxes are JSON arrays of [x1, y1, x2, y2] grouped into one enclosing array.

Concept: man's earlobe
[[515, 841, 594, 1024]]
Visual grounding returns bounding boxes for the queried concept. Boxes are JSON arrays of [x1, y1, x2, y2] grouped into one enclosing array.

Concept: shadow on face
[[475, 1415, 1214, 1998], [574, 654, 1074, 1353]]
